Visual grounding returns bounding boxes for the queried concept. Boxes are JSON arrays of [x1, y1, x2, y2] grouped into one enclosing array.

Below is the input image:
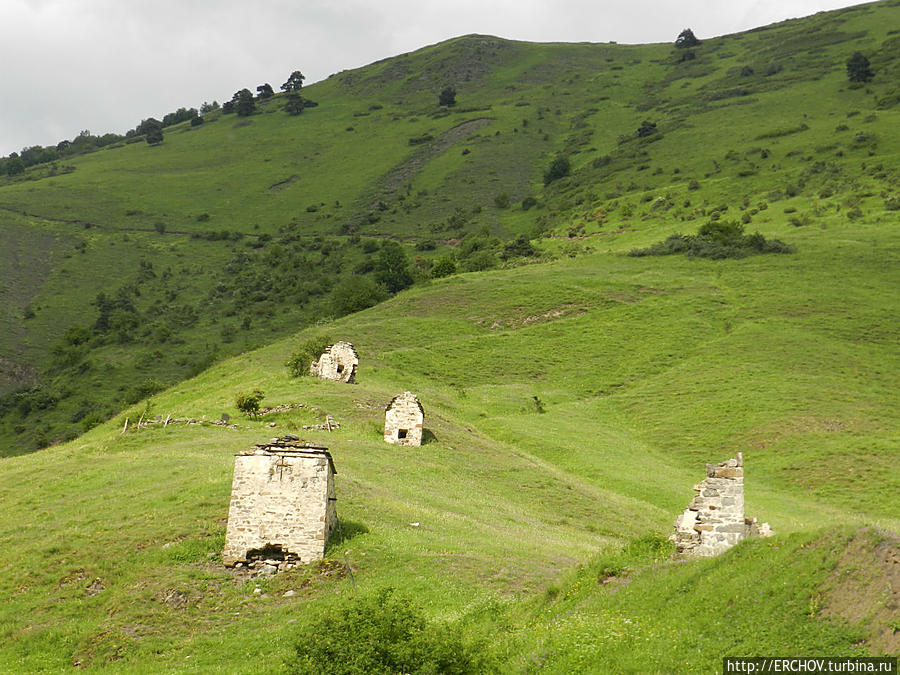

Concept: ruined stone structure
[[310, 341, 358, 383], [223, 439, 337, 571], [671, 453, 772, 557], [384, 391, 424, 446]]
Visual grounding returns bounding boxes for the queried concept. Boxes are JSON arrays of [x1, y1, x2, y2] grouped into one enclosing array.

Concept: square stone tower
[[384, 391, 424, 446], [310, 341, 358, 383], [223, 440, 337, 569]]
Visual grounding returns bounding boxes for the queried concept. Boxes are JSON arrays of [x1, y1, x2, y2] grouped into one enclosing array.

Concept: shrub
[[501, 235, 537, 260], [521, 196, 538, 210], [846, 51, 874, 83], [286, 336, 334, 377], [431, 257, 457, 279], [330, 277, 386, 316], [493, 192, 510, 209], [461, 250, 497, 272], [543, 156, 570, 185], [884, 196, 900, 211], [234, 389, 265, 417], [287, 588, 490, 675], [637, 120, 657, 138], [438, 86, 457, 107], [629, 220, 794, 259]]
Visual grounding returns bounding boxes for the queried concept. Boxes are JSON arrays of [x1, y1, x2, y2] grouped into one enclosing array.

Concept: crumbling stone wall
[[310, 341, 358, 383], [384, 391, 424, 446], [223, 440, 337, 570], [671, 453, 772, 557]]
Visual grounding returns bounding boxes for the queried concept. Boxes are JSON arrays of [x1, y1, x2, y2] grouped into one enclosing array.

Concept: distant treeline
[[0, 103, 219, 177]]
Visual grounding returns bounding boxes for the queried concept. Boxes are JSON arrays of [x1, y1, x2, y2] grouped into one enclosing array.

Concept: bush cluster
[[286, 336, 334, 378], [628, 221, 794, 259], [287, 588, 491, 674]]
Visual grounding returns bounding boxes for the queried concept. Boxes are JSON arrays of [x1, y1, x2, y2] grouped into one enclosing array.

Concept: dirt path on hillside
[[354, 117, 493, 219]]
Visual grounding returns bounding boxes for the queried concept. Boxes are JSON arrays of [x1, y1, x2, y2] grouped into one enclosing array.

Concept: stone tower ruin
[[310, 341, 358, 383], [223, 439, 337, 570], [671, 453, 771, 557], [384, 391, 424, 446]]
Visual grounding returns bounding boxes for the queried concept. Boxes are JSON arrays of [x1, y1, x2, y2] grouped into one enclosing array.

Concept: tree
[[285, 335, 333, 378], [284, 92, 305, 116], [222, 100, 234, 114], [139, 118, 164, 145], [430, 257, 457, 279], [200, 101, 219, 114], [846, 52, 874, 83], [375, 241, 413, 293], [439, 86, 457, 106], [235, 389, 265, 418], [233, 89, 255, 117], [281, 70, 305, 93], [543, 155, 570, 185], [330, 277, 386, 315], [6, 154, 25, 176], [675, 28, 701, 49], [256, 83, 274, 99]]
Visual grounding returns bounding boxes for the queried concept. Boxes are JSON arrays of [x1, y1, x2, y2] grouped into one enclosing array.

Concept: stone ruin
[[384, 391, 424, 446], [223, 438, 337, 572], [310, 341, 358, 383], [671, 453, 772, 558]]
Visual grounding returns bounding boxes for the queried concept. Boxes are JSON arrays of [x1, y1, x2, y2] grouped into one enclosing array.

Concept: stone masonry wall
[[672, 454, 747, 557], [310, 341, 358, 383], [223, 442, 337, 568], [384, 392, 424, 446]]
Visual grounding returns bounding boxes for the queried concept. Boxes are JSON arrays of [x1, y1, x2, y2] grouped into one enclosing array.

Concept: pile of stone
[[302, 415, 340, 432], [257, 403, 308, 416]]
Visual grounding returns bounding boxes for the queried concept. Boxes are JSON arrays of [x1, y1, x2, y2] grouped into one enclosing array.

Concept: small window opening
[[336, 364, 344, 373], [398, 429, 408, 439]]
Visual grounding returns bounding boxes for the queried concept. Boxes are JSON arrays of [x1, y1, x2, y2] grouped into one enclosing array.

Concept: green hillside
[[1, 1, 899, 671], [3, 0, 899, 454]]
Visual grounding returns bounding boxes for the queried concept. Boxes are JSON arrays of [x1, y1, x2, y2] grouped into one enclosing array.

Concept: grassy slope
[[1, 201, 897, 670], [1, 1, 899, 671], [2, 1, 899, 453]]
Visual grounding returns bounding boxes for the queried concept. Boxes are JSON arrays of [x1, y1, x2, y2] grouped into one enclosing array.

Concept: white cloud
[[0, 0, 872, 155]]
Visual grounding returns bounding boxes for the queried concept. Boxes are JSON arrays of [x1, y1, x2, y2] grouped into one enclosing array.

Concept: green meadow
[[1, 0, 899, 671]]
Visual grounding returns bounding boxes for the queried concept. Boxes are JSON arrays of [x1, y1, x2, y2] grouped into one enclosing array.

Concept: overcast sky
[[0, 0, 873, 156]]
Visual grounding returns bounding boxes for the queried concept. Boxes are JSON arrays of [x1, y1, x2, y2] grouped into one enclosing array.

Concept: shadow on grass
[[326, 519, 369, 552], [422, 429, 438, 444]]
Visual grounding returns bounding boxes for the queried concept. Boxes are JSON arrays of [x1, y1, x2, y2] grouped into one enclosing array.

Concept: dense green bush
[[234, 389, 265, 417], [431, 257, 457, 279], [375, 241, 413, 293], [628, 221, 794, 259], [330, 277, 387, 316], [543, 156, 570, 185], [286, 336, 334, 377], [287, 588, 490, 674]]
